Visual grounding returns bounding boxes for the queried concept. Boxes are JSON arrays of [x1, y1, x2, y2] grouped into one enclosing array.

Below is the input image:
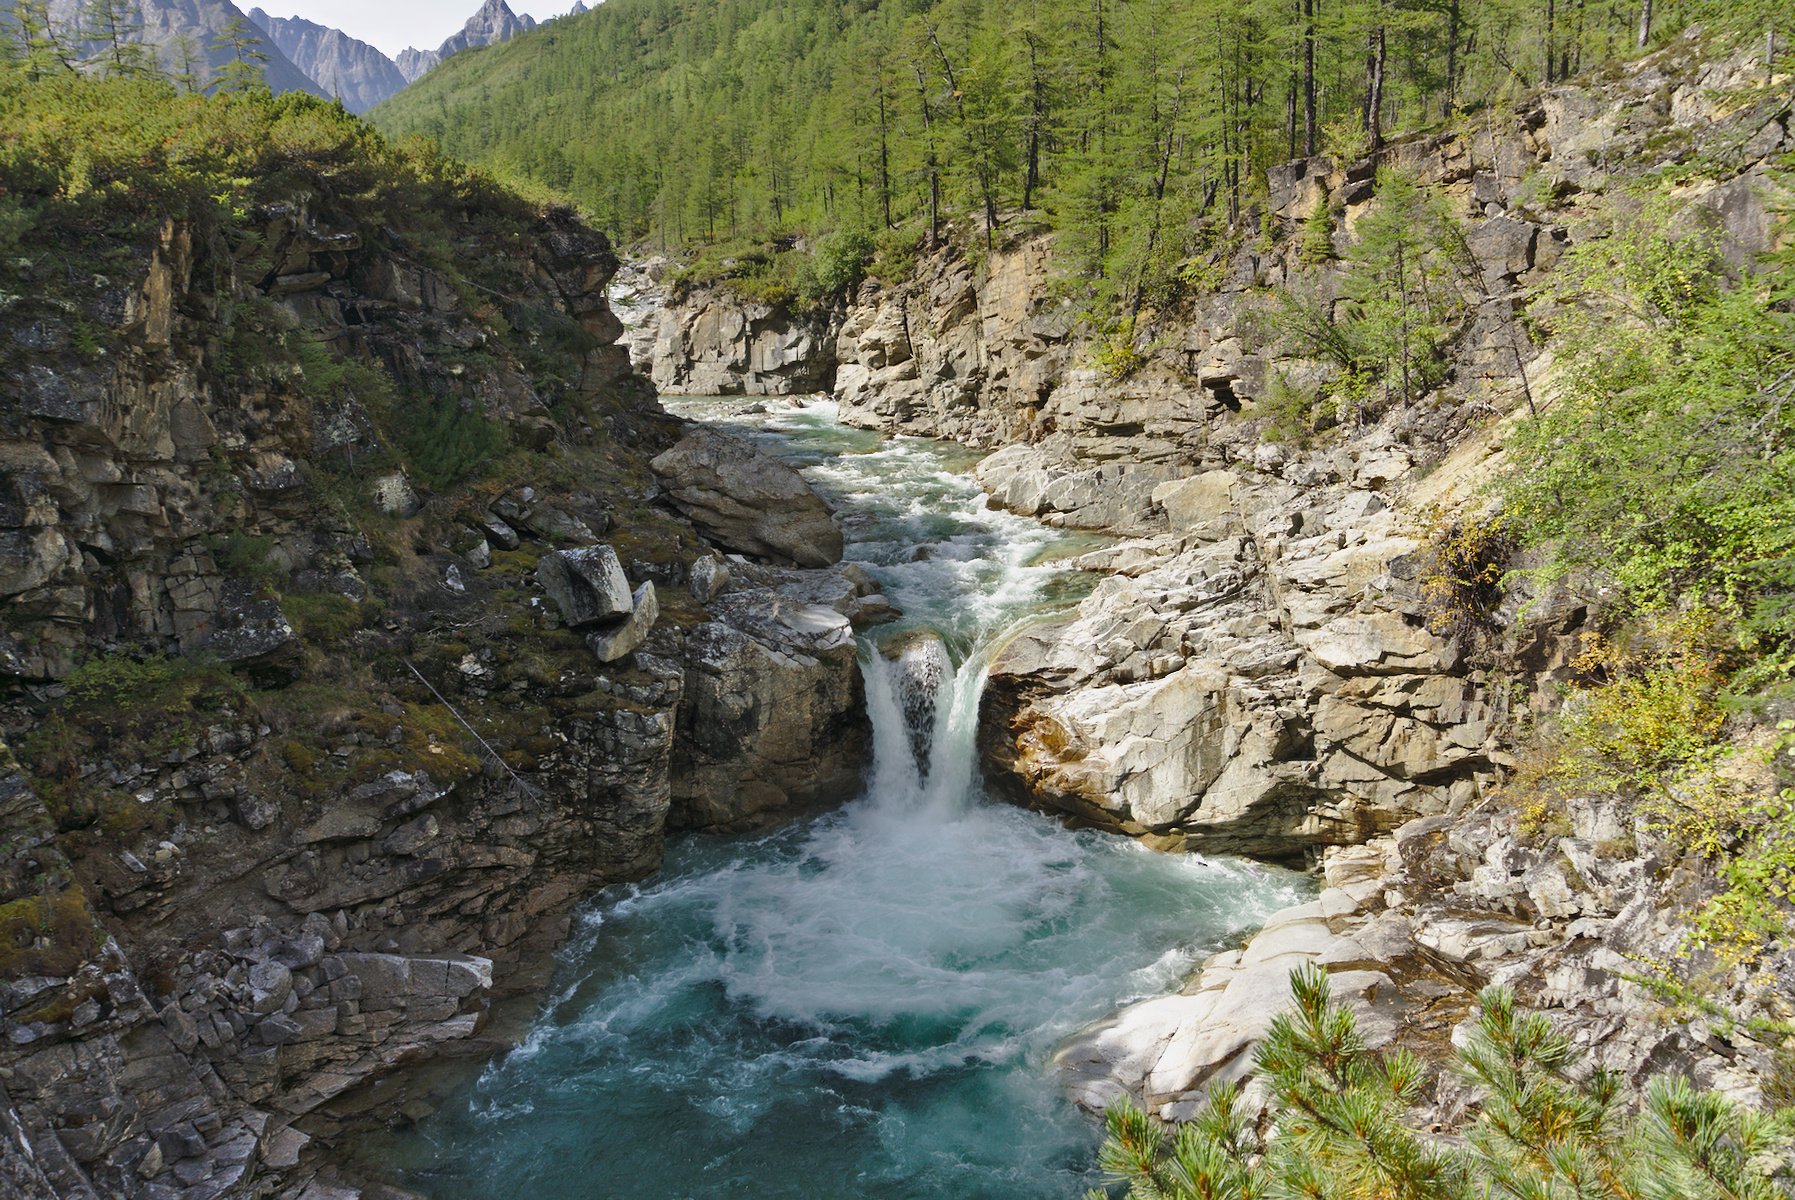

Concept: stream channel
[[367, 399, 1311, 1198]]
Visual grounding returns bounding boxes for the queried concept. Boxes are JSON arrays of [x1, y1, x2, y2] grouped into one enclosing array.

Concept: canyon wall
[[637, 32, 1794, 1116], [0, 196, 876, 1195]]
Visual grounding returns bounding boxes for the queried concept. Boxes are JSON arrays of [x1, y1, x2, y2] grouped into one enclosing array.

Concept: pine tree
[[1339, 168, 1474, 412], [1095, 971, 1795, 1200], [210, 15, 268, 94], [10, 0, 78, 80], [80, 0, 152, 78], [169, 33, 206, 92]]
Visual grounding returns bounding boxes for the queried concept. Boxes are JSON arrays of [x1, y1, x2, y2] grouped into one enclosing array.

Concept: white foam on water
[[367, 398, 1314, 1200]]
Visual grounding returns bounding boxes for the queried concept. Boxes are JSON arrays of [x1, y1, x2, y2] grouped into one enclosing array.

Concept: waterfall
[[862, 630, 985, 815], [365, 397, 1316, 1200]]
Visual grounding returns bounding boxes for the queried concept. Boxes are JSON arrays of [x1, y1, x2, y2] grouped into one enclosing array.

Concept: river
[[366, 399, 1310, 1198]]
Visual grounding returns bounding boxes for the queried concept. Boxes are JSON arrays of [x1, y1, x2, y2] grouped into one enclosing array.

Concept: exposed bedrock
[[627, 32, 1795, 1127], [650, 426, 846, 568], [976, 468, 1537, 861], [0, 192, 872, 1198]]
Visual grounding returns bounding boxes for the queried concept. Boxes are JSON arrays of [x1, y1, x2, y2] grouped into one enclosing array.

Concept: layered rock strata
[[0, 186, 870, 1197], [636, 30, 1795, 1124]]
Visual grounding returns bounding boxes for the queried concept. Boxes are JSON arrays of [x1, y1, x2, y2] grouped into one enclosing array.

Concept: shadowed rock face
[[247, 9, 408, 112], [0, 171, 870, 1196], [651, 427, 845, 568]]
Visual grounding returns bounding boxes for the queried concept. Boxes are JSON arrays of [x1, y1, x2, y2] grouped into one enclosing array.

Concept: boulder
[[689, 554, 731, 603], [651, 428, 844, 567], [538, 545, 634, 628], [587, 582, 659, 664]]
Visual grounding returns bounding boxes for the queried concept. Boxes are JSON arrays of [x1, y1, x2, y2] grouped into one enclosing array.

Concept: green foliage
[[1690, 719, 1795, 956], [209, 15, 268, 96], [1255, 373, 1331, 448], [0, 191, 30, 255], [1498, 615, 1795, 961], [205, 531, 282, 589], [282, 592, 366, 644], [1264, 169, 1477, 422], [666, 239, 803, 308], [799, 227, 875, 304], [1336, 170, 1476, 412], [1096, 968, 1795, 1200], [1299, 198, 1336, 266], [0, 888, 104, 979], [21, 652, 247, 840], [370, 0, 1760, 316], [62, 651, 228, 713], [395, 395, 509, 492], [1501, 201, 1795, 657]]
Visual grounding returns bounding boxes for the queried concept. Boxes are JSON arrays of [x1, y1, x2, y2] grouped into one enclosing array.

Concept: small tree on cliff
[[1093, 967, 1795, 1200], [1340, 169, 1475, 411]]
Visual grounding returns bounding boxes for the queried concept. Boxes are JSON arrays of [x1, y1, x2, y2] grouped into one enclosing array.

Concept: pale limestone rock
[[652, 427, 844, 567], [537, 545, 633, 628]]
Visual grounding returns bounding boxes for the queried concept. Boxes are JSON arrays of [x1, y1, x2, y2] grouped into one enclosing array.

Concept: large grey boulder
[[651, 428, 844, 567], [538, 546, 633, 628], [588, 582, 659, 664]]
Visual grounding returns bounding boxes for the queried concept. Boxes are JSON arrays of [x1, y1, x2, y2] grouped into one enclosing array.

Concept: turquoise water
[[368, 400, 1309, 1199]]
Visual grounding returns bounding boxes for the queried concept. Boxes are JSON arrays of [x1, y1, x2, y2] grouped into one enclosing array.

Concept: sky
[[261, 2, 583, 57]]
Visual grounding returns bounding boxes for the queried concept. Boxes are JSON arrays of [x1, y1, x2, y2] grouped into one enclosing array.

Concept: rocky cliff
[[393, 0, 537, 85], [247, 10, 408, 113], [0, 94, 875, 1197], [38, 0, 327, 97], [637, 30, 1794, 1119]]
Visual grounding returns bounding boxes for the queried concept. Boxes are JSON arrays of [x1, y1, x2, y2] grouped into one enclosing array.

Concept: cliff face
[[247, 10, 408, 113], [434, 0, 535, 60], [636, 31, 1794, 1115], [39, 0, 327, 97], [0, 108, 874, 1197], [391, 0, 538, 86]]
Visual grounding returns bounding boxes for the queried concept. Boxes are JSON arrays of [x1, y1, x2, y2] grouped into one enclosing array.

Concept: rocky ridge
[[635, 31, 1795, 1121], [395, 0, 538, 85], [247, 10, 408, 113], [36, 0, 327, 98], [0, 141, 875, 1198]]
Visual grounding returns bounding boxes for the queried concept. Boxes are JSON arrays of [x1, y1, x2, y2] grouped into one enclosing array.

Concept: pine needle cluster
[[1094, 965, 1795, 1200]]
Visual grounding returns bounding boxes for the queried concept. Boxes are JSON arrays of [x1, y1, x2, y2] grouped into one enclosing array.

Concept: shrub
[[1500, 202, 1795, 668], [1298, 197, 1335, 265], [395, 394, 510, 492], [799, 227, 875, 303], [206, 531, 282, 589], [1095, 967, 1795, 1200], [1415, 510, 1515, 643]]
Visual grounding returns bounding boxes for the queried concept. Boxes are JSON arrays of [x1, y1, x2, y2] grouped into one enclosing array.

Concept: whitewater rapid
[[366, 399, 1310, 1198]]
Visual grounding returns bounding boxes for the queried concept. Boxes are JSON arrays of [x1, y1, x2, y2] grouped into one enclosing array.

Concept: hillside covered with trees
[[375, 0, 1788, 304]]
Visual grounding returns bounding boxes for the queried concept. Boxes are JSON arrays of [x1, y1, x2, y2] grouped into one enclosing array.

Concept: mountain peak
[[248, 6, 407, 113], [436, 0, 536, 61]]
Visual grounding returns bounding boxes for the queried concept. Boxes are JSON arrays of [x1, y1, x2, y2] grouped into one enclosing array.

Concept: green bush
[[1095, 967, 1795, 1200], [206, 531, 282, 588], [396, 394, 509, 492], [1502, 202, 1795, 662], [799, 227, 875, 303]]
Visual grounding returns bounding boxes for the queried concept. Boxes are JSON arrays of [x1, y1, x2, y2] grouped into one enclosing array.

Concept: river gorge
[[2, 20, 1791, 1197], [362, 400, 1310, 1198]]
